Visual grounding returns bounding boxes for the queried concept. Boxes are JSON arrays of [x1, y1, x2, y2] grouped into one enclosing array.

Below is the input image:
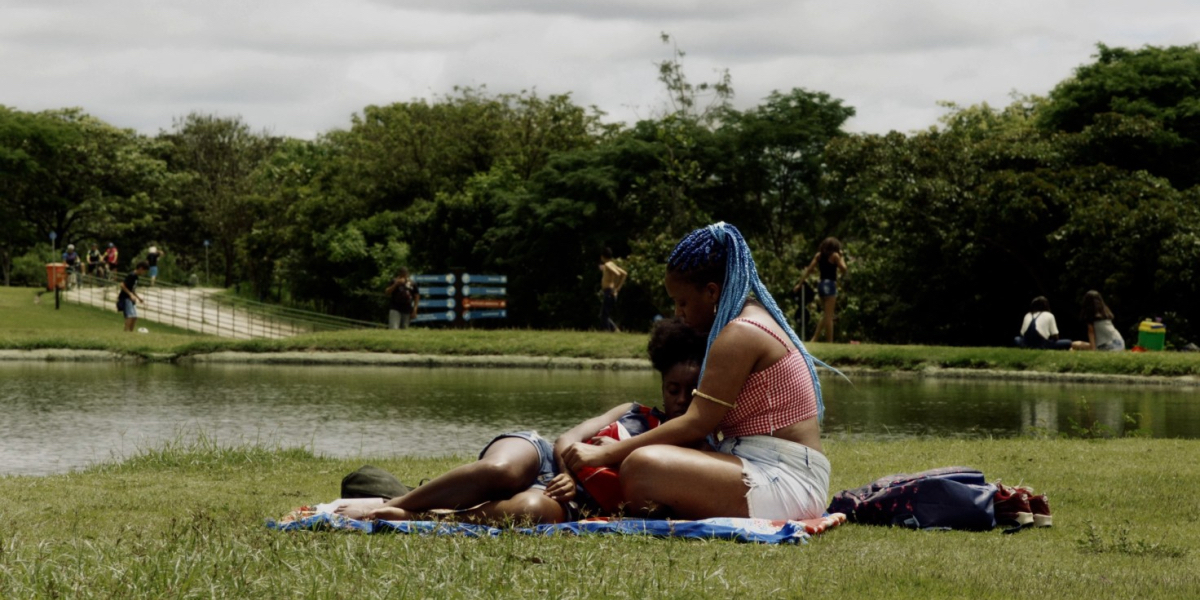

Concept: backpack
[[392, 282, 414, 312], [827, 467, 996, 530], [340, 465, 412, 500], [1022, 313, 1046, 348]]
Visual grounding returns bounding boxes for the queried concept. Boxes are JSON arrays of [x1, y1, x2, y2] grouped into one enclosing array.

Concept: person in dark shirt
[[146, 245, 164, 286], [384, 267, 420, 329], [118, 261, 149, 332], [86, 244, 103, 278]]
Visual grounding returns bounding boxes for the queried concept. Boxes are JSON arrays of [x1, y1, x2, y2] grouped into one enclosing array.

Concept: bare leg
[[369, 488, 566, 525], [124, 317, 136, 332], [822, 295, 836, 343], [619, 445, 749, 520], [336, 437, 541, 521]]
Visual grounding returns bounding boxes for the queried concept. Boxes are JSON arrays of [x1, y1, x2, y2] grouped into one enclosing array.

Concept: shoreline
[[3, 348, 1198, 387]]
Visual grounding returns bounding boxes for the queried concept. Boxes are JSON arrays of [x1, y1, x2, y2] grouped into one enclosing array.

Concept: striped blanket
[[268, 501, 846, 545]]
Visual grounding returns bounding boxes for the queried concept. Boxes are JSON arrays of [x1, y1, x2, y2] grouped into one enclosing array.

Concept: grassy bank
[[4, 286, 1200, 378], [1, 438, 1196, 599]]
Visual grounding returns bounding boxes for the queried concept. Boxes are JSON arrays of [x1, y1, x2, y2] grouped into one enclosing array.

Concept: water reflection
[[1, 363, 1198, 476]]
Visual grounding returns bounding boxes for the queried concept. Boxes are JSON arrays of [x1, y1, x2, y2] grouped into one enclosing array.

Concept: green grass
[[1, 437, 1197, 598], [0, 286, 209, 353], [4, 286, 1200, 378]]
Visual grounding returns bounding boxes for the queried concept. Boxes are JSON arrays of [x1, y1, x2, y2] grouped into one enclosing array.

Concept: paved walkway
[[63, 284, 306, 339]]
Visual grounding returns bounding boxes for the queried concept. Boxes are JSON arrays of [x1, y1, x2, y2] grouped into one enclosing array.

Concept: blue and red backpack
[[827, 467, 997, 530]]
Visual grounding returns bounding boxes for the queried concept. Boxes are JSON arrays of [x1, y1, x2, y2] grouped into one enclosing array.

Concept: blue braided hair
[[667, 222, 826, 422]]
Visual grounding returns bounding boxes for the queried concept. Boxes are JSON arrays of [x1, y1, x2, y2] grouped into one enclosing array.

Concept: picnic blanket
[[268, 501, 846, 545]]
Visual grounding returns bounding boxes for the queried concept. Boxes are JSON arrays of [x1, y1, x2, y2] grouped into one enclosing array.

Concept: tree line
[[3, 41, 1198, 346]]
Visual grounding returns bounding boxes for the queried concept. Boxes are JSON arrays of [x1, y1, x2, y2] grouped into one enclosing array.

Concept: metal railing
[[61, 273, 383, 339]]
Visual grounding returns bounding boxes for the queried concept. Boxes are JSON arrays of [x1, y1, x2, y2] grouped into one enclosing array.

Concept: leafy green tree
[[1039, 43, 1200, 190], [159, 113, 280, 287], [0, 107, 173, 284]]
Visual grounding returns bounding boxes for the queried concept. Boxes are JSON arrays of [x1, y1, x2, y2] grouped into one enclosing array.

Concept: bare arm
[[1087, 323, 1097, 349], [563, 323, 762, 470], [119, 282, 142, 304], [794, 253, 820, 292], [834, 251, 848, 277], [553, 403, 633, 472], [385, 279, 401, 295]]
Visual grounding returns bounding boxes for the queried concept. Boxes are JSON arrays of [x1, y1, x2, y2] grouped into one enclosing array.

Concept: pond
[[2, 362, 1197, 476]]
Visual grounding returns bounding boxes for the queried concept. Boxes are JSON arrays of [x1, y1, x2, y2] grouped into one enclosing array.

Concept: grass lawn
[[4, 285, 1200, 378], [1, 438, 1196, 599], [0, 285, 208, 353]]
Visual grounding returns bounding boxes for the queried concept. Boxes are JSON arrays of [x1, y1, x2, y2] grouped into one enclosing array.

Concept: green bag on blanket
[[341, 465, 412, 499]]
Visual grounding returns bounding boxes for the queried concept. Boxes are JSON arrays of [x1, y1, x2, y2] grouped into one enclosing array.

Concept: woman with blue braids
[[563, 222, 830, 521]]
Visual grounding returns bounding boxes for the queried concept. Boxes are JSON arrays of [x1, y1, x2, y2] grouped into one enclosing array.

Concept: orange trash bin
[[46, 263, 67, 290]]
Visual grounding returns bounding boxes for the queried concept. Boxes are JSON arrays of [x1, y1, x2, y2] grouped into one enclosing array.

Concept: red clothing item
[[717, 319, 818, 438]]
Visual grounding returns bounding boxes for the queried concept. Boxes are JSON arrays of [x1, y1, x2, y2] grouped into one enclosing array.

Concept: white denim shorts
[[718, 435, 831, 521]]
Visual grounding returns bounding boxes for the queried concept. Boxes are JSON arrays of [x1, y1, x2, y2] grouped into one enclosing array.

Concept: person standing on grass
[[146, 245, 164, 286], [599, 247, 628, 332], [385, 268, 419, 329], [118, 261, 148, 332], [1071, 290, 1125, 351], [564, 222, 830, 522], [795, 237, 848, 343]]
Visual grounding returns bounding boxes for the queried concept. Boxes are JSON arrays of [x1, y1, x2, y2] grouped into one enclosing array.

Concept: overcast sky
[[4, 1, 1198, 138]]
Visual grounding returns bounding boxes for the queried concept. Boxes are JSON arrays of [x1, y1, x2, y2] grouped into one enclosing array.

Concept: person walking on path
[[385, 268, 419, 329], [86, 243, 103, 278], [598, 247, 627, 332], [62, 244, 81, 289], [146, 245, 164, 286], [103, 243, 119, 279], [118, 261, 148, 332], [794, 237, 848, 343]]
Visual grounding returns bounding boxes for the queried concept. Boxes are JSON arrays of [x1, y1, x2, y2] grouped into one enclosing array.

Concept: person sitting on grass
[[334, 317, 706, 524], [564, 222, 830, 522], [1014, 296, 1072, 350], [1071, 290, 1125, 351], [118, 261, 148, 332]]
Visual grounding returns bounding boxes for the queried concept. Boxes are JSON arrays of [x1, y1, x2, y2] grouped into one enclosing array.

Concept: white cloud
[[2, 0, 1198, 138]]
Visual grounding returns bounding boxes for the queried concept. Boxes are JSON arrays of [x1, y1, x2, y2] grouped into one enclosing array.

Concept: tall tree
[[0, 107, 172, 284], [160, 113, 279, 287], [1038, 43, 1200, 190]]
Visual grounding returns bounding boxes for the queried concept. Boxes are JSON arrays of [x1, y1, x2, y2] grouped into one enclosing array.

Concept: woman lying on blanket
[[334, 317, 706, 524], [563, 222, 831, 522]]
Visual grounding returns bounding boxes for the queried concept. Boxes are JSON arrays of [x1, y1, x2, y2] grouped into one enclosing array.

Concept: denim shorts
[[818, 279, 837, 297], [718, 435, 831, 521], [123, 300, 137, 318], [149, 266, 159, 278], [479, 430, 558, 489], [1097, 338, 1125, 351]]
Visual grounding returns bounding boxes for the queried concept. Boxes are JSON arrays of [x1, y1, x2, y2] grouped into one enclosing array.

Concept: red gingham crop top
[[715, 318, 819, 438]]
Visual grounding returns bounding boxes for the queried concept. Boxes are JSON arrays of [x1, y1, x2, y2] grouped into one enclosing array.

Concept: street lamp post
[[204, 240, 210, 287]]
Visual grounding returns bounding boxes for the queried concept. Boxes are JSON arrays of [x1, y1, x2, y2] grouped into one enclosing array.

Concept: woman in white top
[[1015, 296, 1072, 350], [1071, 290, 1125, 351]]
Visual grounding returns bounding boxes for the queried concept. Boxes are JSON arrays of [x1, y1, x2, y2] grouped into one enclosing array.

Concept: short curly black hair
[[647, 317, 706, 374]]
